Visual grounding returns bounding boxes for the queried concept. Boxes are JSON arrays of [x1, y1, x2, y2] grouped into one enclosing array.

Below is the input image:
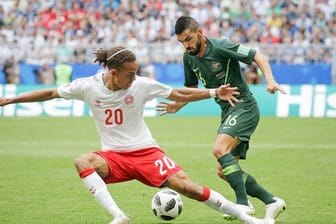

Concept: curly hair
[[93, 47, 136, 70]]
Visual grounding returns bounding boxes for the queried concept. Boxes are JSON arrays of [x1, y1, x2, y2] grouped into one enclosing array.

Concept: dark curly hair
[[93, 47, 136, 70]]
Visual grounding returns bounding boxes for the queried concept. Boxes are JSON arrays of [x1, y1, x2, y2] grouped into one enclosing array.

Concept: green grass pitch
[[0, 116, 335, 224]]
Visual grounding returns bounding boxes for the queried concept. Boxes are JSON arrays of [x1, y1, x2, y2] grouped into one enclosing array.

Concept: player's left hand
[[266, 80, 286, 94], [156, 101, 183, 116], [217, 84, 240, 107]]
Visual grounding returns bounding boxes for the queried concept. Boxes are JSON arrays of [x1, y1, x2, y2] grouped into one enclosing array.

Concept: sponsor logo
[[192, 67, 199, 73], [276, 85, 336, 117], [0, 85, 158, 117]]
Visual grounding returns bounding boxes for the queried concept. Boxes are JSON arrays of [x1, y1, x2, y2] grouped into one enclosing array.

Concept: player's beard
[[186, 36, 201, 56]]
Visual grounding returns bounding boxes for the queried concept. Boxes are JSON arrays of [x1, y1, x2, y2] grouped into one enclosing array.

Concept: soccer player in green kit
[[156, 16, 287, 221]]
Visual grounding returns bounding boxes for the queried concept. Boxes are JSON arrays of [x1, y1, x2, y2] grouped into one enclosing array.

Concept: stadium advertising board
[[0, 85, 335, 117]]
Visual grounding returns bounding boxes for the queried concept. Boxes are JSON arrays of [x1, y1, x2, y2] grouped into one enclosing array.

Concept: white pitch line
[[0, 141, 334, 149], [160, 143, 335, 149]]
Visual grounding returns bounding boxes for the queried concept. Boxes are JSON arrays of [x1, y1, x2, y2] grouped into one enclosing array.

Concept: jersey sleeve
[[141, 77, 173, 101], [217, 39, 256, 65], [57, 78, 86, 101]]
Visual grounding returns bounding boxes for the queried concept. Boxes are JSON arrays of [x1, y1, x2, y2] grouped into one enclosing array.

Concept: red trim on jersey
[[199, 186, 211, 202], [79, 168, 95, 178]]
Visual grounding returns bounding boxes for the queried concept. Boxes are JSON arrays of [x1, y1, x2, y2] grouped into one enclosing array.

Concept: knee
[[212, 141, 230, 158], [74, 154, 86, 169], [73, 153, 95, 171], [212, 144, 222, 158], [212, 135, 239, 158]]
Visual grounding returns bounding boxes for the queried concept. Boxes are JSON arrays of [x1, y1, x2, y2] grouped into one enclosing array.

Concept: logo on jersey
[[95, 100, 102, 107], [124, 95, 134, 106], [211, 61, 224, 78], [211, 61, 223, 72], [192, 67, 199, 73], [93, 74, 99, 82], [211, 62, 221, 70]]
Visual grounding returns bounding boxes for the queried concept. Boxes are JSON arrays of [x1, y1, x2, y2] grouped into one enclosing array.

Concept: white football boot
[[245, 217, 275, 224], [265, 197, 286, 219], [223, 201, 255, 221], [109, 213, 130, 224]]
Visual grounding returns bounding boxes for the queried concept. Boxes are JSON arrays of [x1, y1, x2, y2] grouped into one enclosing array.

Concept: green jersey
[[183, 37, 256, 110]]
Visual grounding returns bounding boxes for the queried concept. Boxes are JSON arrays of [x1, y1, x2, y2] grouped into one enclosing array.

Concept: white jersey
[[57, 73, 173, 151]]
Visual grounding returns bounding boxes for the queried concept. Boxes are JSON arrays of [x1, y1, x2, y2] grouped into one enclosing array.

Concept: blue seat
[[71, 63, 101, 81], [154, 63, 184, 85], [19, 63, 39, 84], [0, 70, 6, 84]]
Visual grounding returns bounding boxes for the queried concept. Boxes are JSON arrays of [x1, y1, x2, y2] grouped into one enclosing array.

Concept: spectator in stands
[[34, 63, 56, 85], [138, 57, 156, 80], [65, 1, 86, 31], [3, 56, 20, 84], [0, 5, 5, 28], [56, 36, 74, 63], [54, 61, 72, 85], [244, 63, 262, 85], [0, 0, 335, 66]]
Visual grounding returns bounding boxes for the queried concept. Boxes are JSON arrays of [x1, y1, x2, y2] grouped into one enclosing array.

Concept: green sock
[[218, 154, 248, 205], [243, 172, 275, 204]]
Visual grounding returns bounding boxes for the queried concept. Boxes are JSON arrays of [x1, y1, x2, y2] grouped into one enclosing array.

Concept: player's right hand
[[0, 98, 11, 106], [156, 101, 182, 116]]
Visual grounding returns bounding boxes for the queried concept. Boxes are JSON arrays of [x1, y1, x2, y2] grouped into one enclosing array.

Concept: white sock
[[203, 189, 252, 222], [82, 171, 124, 218]]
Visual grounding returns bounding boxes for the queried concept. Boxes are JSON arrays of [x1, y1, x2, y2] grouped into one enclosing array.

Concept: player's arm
[[156, 84, 198, 115], [253, 51, 286, 94], [157, 84, 240, 116], [0, 88, 60, 106]]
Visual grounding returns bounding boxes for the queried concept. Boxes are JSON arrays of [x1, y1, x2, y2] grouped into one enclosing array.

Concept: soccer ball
[[151, 189, 183, 221]]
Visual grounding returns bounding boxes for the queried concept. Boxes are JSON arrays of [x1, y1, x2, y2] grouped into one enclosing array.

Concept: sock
[[201, 187, 253, 222], [218, 154, 248, 205], [243, 172, 276, 204], [80, 168, 124, 218]]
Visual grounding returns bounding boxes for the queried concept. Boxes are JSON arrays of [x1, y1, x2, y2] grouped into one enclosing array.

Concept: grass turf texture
[[0, 116, 335, 224]]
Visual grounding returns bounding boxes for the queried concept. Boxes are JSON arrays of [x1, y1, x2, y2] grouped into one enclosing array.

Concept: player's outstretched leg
[[200, 187, 273, 224], [222, 200, 255, 221]]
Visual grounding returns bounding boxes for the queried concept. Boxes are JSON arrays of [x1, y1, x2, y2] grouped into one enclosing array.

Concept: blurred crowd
[[0, 0, 335, 84]]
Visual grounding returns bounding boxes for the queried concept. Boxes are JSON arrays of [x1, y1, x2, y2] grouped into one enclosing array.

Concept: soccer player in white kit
[[0, 47, 274, 224]]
